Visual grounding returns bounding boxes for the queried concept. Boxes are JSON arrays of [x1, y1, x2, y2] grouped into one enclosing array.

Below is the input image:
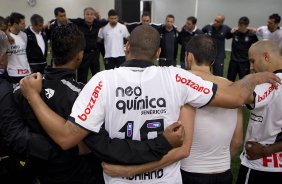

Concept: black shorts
[[236, 164, 281, 184], [181, 169, 232, 184]]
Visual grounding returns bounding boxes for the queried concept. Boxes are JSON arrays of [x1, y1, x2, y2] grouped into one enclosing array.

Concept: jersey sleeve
[[98, 27, 104, 39], [68, 75, 105, 133], [248, 83, 276, 109], [175, 70, 217, 108], [123, 25, 130, 38], [256, 26, 264, 40]]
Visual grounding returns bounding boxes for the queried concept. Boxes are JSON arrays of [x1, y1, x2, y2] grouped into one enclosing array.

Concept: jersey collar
[[44, 67, 76, 80], [121, 59, 155, 68], [273, 69, 282, 74]]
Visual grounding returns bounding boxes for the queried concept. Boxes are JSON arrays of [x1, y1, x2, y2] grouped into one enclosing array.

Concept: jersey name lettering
[[175, 73, 211, 94], [17, 69, 29, 74], [78, 81, 103, 121], [116, 86, 166, 114], [123, 169, 164, 180], [258, 85, 276, 102], [263, 153, 282, 168]]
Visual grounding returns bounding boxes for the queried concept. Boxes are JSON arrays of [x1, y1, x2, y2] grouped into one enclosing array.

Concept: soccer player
[[227, 16, 258, 81], [102, 35, 243, 184], [20, 25, 279, 184], [6, 12, 31, 85], [256, 13, 282, 49], [126, 12, 151, 33], [236, 40, 282, 184], [178, 16, 203, 69], [98, 9, 129, 70], [202, 14, 232, 76]]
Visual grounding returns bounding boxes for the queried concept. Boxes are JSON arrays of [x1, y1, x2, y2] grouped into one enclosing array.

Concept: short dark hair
[[51, 24, 85, 66], [0, 16, 7, 30], [54, 7, 65, 16], [30, 14, 44, 26], [238, 16, 249, 26], [108, 9, 118, 17], [187, 16, 197, 24], [9, 12, 25, 25], [186, 35, 217, 66], [129, 25, 160, 60], [269, 13, 281, 24], [166, 14, 175, 20], [142, 12, 150, 18]]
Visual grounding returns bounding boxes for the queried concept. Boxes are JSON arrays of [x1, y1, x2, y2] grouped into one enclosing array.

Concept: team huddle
[[0, 6, 282, 184]]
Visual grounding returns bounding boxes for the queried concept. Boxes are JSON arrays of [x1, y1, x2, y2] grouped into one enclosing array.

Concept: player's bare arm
[[230, 108, 243, 157], [245, 140, 282, 160], [209, 72, 280, 108]]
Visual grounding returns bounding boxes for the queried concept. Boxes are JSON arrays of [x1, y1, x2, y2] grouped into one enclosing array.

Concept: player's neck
[[191, 65, 212, 75]]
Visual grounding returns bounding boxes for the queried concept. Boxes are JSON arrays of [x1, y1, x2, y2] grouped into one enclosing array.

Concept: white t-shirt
[[69, 63, 216, 184], [0, 30, 8, 54], [181, 106, 237, 173], [240, 72, 282, 172], [6, 31, 31, 77], [30, 26, 45, 55], [256, 26, 282, 49], [98, 22, 130, 58]]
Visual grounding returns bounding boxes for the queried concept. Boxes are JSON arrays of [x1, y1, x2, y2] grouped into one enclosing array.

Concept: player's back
[[99, 65, 214, 183], [70, 62, 216, 184]]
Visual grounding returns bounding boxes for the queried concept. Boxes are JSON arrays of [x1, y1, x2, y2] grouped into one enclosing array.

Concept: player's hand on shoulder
[[20, 72, 43, 101], [163, 121, 185, 148], [252, 72, 281, 87]]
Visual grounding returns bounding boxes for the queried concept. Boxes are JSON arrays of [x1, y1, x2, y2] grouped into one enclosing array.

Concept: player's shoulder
[[214, 76, 232, 87]]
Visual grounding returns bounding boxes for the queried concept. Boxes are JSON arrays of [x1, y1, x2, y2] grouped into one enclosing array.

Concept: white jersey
[[6, 31, 31, 77], [240, 71, 282, 172], [98, 22, 130, 58], [69, 61, 216, 184], [256, 26, 282, 49], [181, 106, 237, 173]]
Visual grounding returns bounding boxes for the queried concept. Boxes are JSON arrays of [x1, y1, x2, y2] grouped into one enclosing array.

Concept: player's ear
[[263, 52, 270, 62]]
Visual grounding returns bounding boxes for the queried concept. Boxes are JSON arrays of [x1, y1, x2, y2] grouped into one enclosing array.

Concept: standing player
[[256, 13, 282, 49], [102, 35, 243, 184], [236, 40, 282, 184], [126, 12, 151, 33], [6, 12, 31, 85], [227, 17, 258, 81], [98, 9, 129, 70], [20, 26, 279, 184], [25, 14, 48, 74], [178, 16, 203, 69], [202, 14, 232, 76]]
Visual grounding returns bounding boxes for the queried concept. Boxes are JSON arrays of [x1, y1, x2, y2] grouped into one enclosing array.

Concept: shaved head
[[250, 40, 281, 56], [129, 25, 160, 60]]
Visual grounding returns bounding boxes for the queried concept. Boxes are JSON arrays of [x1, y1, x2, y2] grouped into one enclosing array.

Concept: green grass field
[[48, 50, 248, 184]]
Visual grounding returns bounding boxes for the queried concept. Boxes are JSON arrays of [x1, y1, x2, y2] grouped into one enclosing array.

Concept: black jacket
[[0, 76, 58, 160], [70, 18, 107, 52], [231, 30, 258, 62], [25, 27, 48, 65], [126, 22, 142, 33], [153, 24, 179, 60], [14, 68, 96, 184], [14, 67, 171, 183], [179, 26, 203, 62]]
